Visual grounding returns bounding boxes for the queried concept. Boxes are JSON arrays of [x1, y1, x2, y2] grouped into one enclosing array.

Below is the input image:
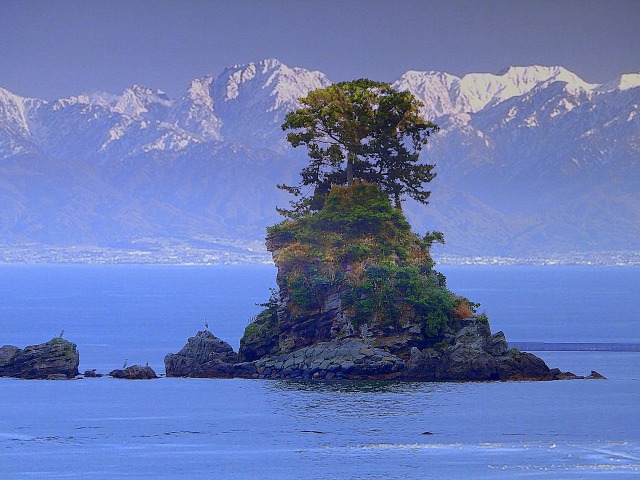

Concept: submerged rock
[[0, 338, 79, 380], [164, 330, 238, 378], [108, 365, 157, 380]]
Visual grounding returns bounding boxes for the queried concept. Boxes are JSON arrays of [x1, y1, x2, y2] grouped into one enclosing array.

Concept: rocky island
[[0, 337, 79, 380], [166, 184, 598, 381]]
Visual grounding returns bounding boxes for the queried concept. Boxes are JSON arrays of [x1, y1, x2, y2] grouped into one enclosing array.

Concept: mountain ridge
[[0, 59, 638, 262]]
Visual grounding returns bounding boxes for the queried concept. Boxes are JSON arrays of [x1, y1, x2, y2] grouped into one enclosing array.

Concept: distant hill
[[0, 59, 638, 262]]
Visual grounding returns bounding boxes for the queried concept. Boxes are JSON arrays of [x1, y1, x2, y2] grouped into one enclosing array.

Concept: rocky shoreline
[[0, 329, 605, 382], [0, 337, 159, 380], [164, 328, 604, 382]]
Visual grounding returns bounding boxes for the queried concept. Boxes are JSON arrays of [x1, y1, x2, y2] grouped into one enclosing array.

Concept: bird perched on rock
[[204, 319, 209, 330], [58, 329, 64, 338], [122, 359, 128, 369]]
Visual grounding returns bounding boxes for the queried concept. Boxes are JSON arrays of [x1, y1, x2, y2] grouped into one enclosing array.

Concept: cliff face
[[231, 183, 579, 381]]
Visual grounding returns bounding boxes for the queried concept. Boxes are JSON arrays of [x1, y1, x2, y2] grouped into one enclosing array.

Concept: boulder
[[0, 338, 79, 379], [401, 320, 554, 382], [83, 369, 103, 378], [486, 331, 509, 356], [495, 349, 552, 381], [0, 345, 20, 367], [437, 343, 497, 380], [108, 365, 157, 379], [165, 330, 238, 378], [170, 318, 593, 382], [403, 347, 441, 380]]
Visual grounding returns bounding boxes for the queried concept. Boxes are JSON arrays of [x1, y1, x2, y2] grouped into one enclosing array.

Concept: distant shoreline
[[511, 342, 640, 352], [1, 246, 639, 267]]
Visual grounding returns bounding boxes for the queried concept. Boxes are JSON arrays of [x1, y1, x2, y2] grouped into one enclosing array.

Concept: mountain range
[[1, 58, 638, 263]]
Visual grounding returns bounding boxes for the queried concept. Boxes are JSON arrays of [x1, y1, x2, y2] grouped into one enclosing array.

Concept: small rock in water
[[84, 369, 103, 378], [108, 365, 158, 380]]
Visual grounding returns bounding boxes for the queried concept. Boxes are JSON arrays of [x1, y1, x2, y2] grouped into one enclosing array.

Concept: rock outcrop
[[235, 340, 406, 380], [402, 319, 559, 381], [0, 338, 79, 379], [108, 365, 158, 380], [164, 331, 238, 378], [172, 318, 569, 381], [167, 183, 601, 382]]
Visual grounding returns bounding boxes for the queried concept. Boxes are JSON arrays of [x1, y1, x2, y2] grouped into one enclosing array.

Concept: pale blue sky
[[1, 0, 639, 100]]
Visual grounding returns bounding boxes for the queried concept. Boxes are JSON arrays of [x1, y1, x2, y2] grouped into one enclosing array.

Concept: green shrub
[[342, 263, 454, 337], [265, 182, 468, 339]]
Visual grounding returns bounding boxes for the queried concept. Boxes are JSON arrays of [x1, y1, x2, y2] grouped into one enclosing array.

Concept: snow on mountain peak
[[597, 72, 640, 93], [217, 58, 331, 108], [172, 75, 222, 141], [618, 73, 640, 91], [212, 58, 331, 146], [0, 86, 32, 137], [113, 85, 173, 119], [186, 75, 214, 102], [394, 65, 595, 119]]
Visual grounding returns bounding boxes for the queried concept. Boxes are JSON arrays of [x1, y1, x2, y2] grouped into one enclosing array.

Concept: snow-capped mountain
[[171, 75, 222, 141], [392, 65, 595, 119], [0, 59, 638, 260], [211, 58, 331, 147]]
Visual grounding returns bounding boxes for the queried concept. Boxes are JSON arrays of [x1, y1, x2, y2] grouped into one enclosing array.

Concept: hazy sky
[[1, 0, 639, 100]]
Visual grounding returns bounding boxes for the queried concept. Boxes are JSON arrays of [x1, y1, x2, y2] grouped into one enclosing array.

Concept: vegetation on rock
[[238, 79, 486, 362], [240, 182, 479, 360]]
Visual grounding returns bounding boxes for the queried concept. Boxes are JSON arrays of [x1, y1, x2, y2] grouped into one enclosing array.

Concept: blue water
[[439, 265, 640, 344], [1, 265, 639, 478], [0, 264, 276, 373]]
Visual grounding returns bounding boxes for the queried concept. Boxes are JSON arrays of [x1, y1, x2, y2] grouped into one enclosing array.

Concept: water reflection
[[262, 379, 464, 421], [266, 379, 457, 395]]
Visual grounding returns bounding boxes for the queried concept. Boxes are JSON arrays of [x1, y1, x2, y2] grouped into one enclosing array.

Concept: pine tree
[[280, 79, 439, 216]]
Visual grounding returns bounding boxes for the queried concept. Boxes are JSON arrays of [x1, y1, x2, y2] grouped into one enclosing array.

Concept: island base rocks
[[165, 325, 604, 382]]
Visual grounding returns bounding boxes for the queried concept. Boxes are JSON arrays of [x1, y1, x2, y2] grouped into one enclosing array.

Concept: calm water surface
[[1, 265, 639, 478]]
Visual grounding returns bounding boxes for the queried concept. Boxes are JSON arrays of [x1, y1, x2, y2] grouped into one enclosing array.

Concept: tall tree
[[280, 79, 438, 215]]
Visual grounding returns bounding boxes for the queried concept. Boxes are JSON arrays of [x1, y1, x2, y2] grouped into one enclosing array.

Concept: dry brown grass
[[453, 300, 475, 319]]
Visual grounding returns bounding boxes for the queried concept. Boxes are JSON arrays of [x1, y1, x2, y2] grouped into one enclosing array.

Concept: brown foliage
[[453, 300, 474, 320]]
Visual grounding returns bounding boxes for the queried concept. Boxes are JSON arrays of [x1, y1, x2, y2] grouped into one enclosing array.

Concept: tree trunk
[[394, 193, 402, 211], [347, 152, 355, 186]]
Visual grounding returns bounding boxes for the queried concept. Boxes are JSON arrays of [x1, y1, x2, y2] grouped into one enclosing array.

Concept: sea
[[0, 264, 638, 479]]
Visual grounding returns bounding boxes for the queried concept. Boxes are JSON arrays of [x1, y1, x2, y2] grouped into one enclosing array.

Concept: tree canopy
[[279, 78, 439, 216]]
